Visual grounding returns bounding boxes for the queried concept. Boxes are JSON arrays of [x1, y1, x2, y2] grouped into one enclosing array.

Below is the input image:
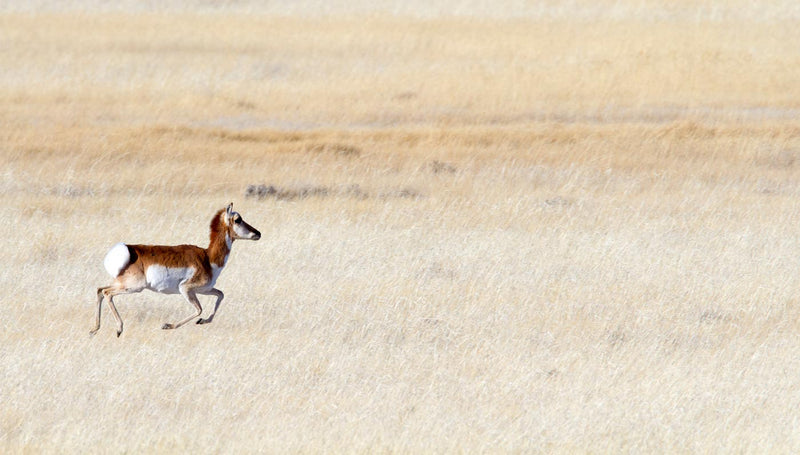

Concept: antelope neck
[[208, 227, 231, 268]]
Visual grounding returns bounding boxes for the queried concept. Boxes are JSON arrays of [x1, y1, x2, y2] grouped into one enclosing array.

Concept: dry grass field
[[3, 1, 800, 452]]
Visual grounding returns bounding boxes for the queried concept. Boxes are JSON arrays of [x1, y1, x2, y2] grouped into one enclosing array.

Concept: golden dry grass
[[3, 2, 800, 452]]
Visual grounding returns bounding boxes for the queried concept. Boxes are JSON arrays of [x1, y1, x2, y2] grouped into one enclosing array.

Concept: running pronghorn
[[91, 203, 261, 337]]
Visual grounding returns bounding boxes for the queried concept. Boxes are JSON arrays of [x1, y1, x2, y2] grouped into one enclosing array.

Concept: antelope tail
[[103, 243, 131, 278]]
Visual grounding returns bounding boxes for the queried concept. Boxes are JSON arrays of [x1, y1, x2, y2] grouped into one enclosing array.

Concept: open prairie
[[3, 1, 800, 452]]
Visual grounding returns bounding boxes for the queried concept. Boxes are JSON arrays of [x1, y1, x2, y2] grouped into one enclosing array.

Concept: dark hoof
[[196, 318, 208, 325], [116, 330, 122, 338], [162, 323, 174, 330]]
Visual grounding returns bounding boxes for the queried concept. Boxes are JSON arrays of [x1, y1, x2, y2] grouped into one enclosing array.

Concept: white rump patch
[[103, 243, 131, 277], [145, 265, 194, 294]]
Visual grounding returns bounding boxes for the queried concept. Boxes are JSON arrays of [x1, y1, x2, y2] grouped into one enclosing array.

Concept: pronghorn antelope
[[91, 203, 261, 337]]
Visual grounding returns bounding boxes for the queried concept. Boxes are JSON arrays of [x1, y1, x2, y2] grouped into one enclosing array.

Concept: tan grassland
[[3, 2, 800, 452]]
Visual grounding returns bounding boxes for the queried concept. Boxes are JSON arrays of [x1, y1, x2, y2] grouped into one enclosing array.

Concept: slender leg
[[163, 286, 202, 330], [196, 288, 224, 325], [92, 283, 142, 337], [106, 294, 124, 337], [90, 286, 110, 336]]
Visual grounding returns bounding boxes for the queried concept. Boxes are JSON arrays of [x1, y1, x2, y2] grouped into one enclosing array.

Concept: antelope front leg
[[163, 287, 202, 330], [196, 288, 224, 325]]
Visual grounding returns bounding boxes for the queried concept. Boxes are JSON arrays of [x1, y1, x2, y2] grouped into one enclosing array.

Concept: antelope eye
[[234, 217, 242, 224]]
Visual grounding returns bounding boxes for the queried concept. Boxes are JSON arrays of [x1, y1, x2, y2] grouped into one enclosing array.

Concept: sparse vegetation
[[3, 1, 800, 452]]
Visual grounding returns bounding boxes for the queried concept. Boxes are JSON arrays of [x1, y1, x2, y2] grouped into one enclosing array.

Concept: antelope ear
[[226, 203, 234, 216]]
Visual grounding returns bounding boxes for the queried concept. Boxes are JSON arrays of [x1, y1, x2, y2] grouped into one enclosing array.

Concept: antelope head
[[225, 203, 261, 241]]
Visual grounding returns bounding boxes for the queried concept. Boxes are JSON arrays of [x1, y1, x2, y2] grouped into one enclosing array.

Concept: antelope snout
[[250, 229, 261, 241]]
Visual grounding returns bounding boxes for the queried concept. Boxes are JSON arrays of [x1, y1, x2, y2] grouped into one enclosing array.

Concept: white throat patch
[[210, 264, 224, 288]]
